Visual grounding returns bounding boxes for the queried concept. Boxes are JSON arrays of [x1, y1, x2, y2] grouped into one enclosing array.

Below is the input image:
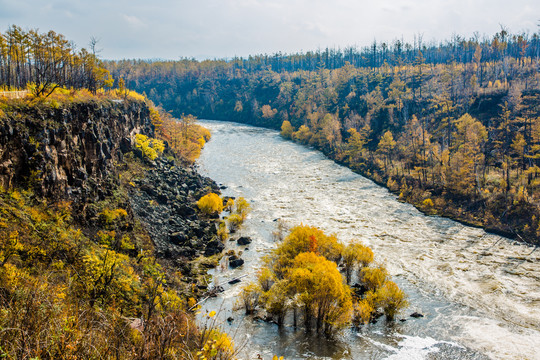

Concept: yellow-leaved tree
[[342, 240, 374, 284], [280, 120, 294, 139], [271, 224, 343, 277], [288, 252, 352, 334], [197, 193, 224, 216]]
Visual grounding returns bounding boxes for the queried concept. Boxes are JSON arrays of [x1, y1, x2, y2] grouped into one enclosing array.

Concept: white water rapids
[[196, 120, 540, 360]]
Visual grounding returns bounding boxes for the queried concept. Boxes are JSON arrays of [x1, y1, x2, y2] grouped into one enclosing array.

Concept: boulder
[[176, 205, 195, 216], [169, 232, 188, 245], [237, 236, 252, 245], [204, 240, 225, 256], [229, 258, 244, 268]]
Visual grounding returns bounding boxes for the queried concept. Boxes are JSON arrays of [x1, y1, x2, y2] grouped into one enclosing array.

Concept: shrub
[[226, 213, 243, 233], [422, 198, 434, 207], [217, 221, 229, 240], [134, 133, 164, 161], [239, 283, 261, 315], [360, 266, 388, 291], [261, 279, 290, 326], [353, 299, 374, 326], [280, 120, 294, 139], [197, 193, 224, 216], [257, 267, 275, 292], [375, 280, 408, 321], [224, 198, 234, 212], [98, 208, 128, 226], [342, 240, 374, 283], [234, 197, 251, 220]]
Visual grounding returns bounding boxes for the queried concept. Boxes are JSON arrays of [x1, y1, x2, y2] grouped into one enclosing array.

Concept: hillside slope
[[0, 93, 233, 359]]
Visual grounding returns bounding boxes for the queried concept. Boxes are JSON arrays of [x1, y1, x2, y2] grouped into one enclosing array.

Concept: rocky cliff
[[0, 98, 220, 262], [0, 100, 152, 202]]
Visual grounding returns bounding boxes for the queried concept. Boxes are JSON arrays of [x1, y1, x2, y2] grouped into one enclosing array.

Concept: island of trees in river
[[107, 29, 540, 245]]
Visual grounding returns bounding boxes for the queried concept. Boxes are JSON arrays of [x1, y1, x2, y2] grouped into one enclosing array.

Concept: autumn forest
[[1, 21, 540, 360], [107, 29, 540, 244]]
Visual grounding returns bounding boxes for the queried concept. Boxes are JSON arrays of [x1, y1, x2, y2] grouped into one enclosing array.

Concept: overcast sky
[[1, 0, 538, 60]]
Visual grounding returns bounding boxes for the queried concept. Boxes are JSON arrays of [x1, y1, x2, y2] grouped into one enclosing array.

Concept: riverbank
[[334, 157, 521, 241], [281, 127, 538, 246]]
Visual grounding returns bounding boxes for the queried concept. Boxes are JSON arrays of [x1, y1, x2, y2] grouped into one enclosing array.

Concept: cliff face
[[0, 100, 153, 203], [0, 98, 220, 264]]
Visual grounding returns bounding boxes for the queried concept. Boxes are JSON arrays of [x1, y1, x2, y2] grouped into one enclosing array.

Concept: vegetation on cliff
[[0, 81, 240, 358], [108, 29, 540, 244]]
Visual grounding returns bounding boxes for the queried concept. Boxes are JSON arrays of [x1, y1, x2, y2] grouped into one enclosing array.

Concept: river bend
[[197, 120, 540, 360]]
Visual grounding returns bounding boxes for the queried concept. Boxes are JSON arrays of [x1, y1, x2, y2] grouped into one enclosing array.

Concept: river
[[196, 120, 540, 360]]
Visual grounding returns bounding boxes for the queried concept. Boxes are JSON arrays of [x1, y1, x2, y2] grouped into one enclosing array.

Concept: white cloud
[[122, 14, 147, 28]]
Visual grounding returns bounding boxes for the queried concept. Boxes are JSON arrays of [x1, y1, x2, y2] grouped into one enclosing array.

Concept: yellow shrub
[[375, 280, 408, 320], [98, 208, 128, 225], [224, 198, 234, 212], [97, 230, 116, 247], [353, 299, 374, 325], [239, 283, 261, 314], [233, 197, 251, 220], [0, 263, 28, 290], [217, 221, 229, 240], [342, 240, 374, 283], [134, 134, 164, 161], [360, 266, 388, 291], [198, 329, 235, 360], [422, 198, 434, 207], [258, 267, 275, 292], [197, 193, 224, 215], [292, 125, 313, 144], [280, 120, 294, 139], [120, 234, 135, 251], [126, 90, 146, 102], [226, 213, 243, 232]]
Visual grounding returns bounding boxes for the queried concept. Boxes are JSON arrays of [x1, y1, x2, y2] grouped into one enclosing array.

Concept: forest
[[106, 28, 540, 244], [0, 25, 113, 95], [1, 22, 539, 358]]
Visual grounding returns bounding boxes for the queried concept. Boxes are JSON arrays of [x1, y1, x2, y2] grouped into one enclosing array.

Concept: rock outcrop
[[0, 100, 153, 205]]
